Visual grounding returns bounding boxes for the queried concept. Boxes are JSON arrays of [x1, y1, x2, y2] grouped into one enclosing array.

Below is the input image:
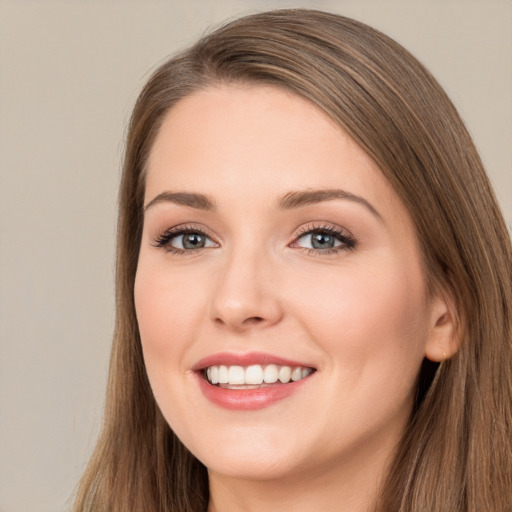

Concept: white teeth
[[210, 365, 219, 384], [204, 364, 314, 386], [218, 365, 229, 384], [263, 364, 279, 383], [301, 368, 312, 379], [245, 365, 264, 385], [291, 367, 302, 381], [278, 366, 292, 383], [228, 365, 245, 385]]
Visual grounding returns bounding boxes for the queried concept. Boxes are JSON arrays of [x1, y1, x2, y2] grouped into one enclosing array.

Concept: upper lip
[[192, 352, 316, 371]]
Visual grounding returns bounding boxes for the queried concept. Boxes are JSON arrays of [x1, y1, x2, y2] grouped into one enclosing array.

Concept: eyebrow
[[144, 188, 381, 220], [144, 191, 216, 212], [277, 189, 382, 219]]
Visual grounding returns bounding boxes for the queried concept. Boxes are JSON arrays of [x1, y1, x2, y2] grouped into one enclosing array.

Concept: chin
[[203, 451, 304, 482], [180, 425, 308, 481]]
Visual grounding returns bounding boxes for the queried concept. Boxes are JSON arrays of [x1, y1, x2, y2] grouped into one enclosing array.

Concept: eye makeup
[[291, 222, 357, 256], [151, 221, 357, 257], [152, 223, 218, 255]]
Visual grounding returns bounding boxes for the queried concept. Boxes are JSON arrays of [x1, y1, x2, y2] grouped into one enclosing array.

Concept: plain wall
[[0, 1, 510, 511]]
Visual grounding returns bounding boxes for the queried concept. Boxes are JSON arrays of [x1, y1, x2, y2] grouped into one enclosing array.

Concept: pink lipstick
[[193, 352, 316, 411]]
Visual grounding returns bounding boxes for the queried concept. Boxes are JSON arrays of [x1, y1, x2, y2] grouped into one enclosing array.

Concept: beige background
[[0, 1, 510, 511]]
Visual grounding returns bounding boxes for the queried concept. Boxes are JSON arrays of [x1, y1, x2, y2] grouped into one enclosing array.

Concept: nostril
[[244, 316, 264, 324], [214, 315, 264, 328]]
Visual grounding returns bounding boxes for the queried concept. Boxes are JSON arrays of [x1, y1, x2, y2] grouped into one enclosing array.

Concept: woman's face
[[135, 84, 447, 482]]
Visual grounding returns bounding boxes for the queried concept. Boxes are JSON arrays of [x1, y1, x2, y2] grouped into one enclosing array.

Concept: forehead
[[145, 83, 402, 220], [147, 83, 347, 175]]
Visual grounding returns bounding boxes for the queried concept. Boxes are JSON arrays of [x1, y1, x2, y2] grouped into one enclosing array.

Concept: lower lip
[[196, 373, 311, 411]]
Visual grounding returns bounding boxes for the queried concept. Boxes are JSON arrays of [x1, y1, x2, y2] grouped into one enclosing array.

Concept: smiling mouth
[[203, 364, 315, 389]]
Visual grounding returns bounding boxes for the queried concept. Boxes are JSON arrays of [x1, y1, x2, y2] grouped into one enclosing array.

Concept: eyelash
[[152, 223, 357, 256], [292, 223, 357, 255], [152, 224, 213, 255]]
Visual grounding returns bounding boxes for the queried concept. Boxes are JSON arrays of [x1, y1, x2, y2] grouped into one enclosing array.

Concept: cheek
[[293, 255, 429, 372], [134, 259, 203, 370], [291, 256, 429, 443], [134, 259, 207, 439]]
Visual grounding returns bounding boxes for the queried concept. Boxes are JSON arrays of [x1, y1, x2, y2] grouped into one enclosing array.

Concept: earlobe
[[424, 295, 462, 362]]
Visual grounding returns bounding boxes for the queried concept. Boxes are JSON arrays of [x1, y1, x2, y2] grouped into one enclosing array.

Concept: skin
[[134, 84, 455, 512]]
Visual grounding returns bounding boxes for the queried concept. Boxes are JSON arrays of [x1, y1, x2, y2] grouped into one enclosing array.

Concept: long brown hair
[[74, 9, 512, 512]]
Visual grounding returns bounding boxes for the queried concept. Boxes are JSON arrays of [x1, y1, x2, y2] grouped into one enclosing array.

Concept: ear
[[424, 293, 462, 362]]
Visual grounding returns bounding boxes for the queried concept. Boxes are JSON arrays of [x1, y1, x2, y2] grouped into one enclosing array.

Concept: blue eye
[[293, 226, 356, 253], [296, 231, 341, 250], [173, 232, 212, 250], [153, 224, 356, 255], [153, 228, 217, 252]]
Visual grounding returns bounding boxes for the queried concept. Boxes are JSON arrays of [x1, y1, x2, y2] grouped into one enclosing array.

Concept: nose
[[209, 246, 283, 331]]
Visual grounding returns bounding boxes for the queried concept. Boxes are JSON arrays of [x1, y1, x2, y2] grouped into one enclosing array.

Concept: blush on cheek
[[135, 273, 172, 354], [304, 264, 425, 362], [135, 270, 207, 377]]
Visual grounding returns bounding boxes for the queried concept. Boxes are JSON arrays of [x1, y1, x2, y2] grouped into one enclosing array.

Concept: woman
[[74, 9, 512, 512]]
